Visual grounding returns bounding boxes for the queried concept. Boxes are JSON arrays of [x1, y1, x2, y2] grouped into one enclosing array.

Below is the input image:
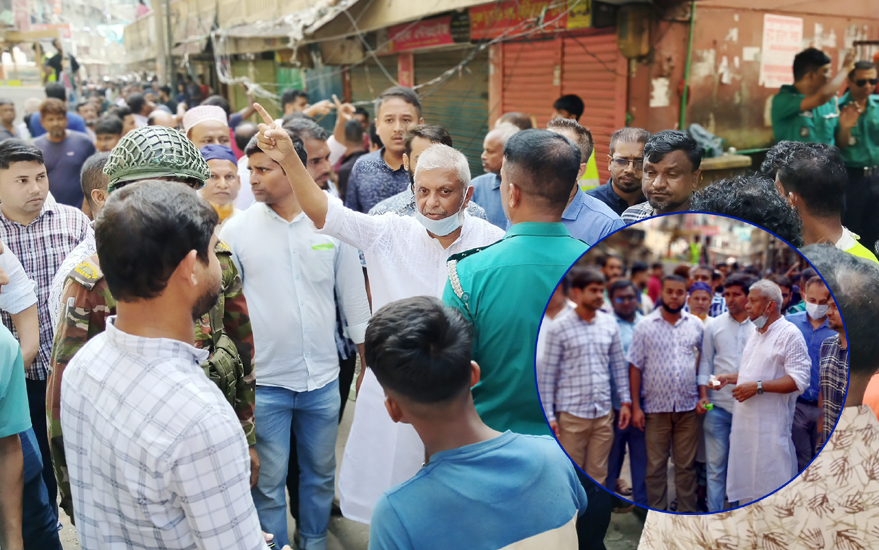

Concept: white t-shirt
[[0, 245, 37, 315]]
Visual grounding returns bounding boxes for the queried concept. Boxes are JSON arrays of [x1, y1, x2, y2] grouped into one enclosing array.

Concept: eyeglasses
[[856, 78, 879, 87], [609, 157, 644, 169], [613, 296, 638, 303]]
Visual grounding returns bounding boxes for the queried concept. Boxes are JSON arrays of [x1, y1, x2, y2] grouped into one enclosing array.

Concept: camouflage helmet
[[104, 126, 211, 193]]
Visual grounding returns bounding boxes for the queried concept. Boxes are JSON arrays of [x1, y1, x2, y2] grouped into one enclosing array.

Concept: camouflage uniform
[[46, 126, 256, 519]]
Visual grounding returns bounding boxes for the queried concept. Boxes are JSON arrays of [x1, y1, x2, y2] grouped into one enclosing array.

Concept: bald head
[[148, 109, 177, 128], [481, 123, 520, 175], [235, 122, 259, 151]]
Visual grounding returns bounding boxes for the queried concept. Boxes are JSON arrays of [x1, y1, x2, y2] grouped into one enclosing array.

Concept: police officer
[[443, 130, 614, 548], [771, 48, 856, 145], [47, 126, 258, 521], [837, 60, 879, 252]]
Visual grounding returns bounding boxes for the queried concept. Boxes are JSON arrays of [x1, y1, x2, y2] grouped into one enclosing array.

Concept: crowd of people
[[539, 247, 846, 514], [0, 43, 877, 550]]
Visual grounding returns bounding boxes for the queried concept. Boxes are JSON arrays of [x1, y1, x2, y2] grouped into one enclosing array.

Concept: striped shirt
[[709, 292, 727, 317], [819, 334, 848, 444], [621, 202, 656, 224], [0, 194, 89, 379], [61, 318, 268, 550], [541, 309, 630, 421]]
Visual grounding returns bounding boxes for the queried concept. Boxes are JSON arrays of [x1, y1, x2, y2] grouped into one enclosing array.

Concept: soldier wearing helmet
[[47, 126, 258, 521]]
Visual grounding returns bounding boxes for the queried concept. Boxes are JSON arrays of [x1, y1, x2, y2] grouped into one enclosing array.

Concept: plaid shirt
[[819, 334, 848, 444], [0, 194, 89, 379], [621, 202, 656, 224], [61, 317, 267, 550], [541, 309, 630, 421]]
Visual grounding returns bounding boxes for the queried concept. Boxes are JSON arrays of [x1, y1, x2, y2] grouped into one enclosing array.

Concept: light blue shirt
[[470, 172, 506, 229], [369, 432, 587, 550], [786, 311, 835, 402], [698, 312, 755, 414], [611, 311, 643, 409], [220, 203, 370, 392], [627, 310, 704, 414], [561, 189, 625, 246]]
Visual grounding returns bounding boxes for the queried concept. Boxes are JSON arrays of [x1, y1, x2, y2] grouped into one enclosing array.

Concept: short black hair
[[0, 140, 44, 169], [597, 254, 620, 268], [369, 121, 382, 149], [245, 129, 307, 166], [570, 268, 606, 289], [344, 120, 364, 145], [282, 117, 330, 142], [691, 174, 804, 247], [802, 244, 879, 377], [503, 129, 581, 211], [94, 115, 123, 136], [234, 122, 258, 151], [793, 48, 832, 82], [643, 130, 703, 171], [353, 106, 370, 118], [403, 124, 453, 157], [662, 274, 687, 288], [126, 93, 146, 115], [281, 111, 315, 127], [651, 262, 663, 270], [159, 84, 171, 95], [109, 105, 132, 120], [375, 86, 422, 118], [848, 60, 877, 80], [95, 180, 218, 301], [546, 118, 594, 161], [81, 153, 110, 210], [497, 112, 533, 131], [777, 142, 846, 218], [609, 278, 638, 299], [201, 95, 231, 119], [44, 82, 66, 101], [760, 141, 800, 180], [631, 261, 648, 277], [610, 127, 650, 155], [767, 274, 792, 290], [553, 94, 584, 121], [724, 273, 755, 294], [364, 296, 473, 404], [693, 264, 713, 276], [280, 88, 308, 108]]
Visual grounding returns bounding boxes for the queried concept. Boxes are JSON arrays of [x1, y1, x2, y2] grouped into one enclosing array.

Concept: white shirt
[[0, 245, 37, 315], [220, 202, 370, 392], [235, 156, 255, 210], [322, 195, 505, 524], [48, 224, 96, 331], [60, 318, 268, 550], [726, 317, 811, 503], [698, 312, 755, 414]]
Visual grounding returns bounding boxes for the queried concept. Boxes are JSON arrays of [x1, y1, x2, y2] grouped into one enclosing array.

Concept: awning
[[172, 35, 210, 56], [213, 0, 361, 46]]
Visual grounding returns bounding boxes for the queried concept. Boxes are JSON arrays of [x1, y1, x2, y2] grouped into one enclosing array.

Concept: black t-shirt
[[47, 53, 80, 81]]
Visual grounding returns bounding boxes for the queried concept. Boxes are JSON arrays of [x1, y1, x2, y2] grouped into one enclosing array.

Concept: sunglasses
[[609, 157, 644, 169], [856, 78, 879, 87]]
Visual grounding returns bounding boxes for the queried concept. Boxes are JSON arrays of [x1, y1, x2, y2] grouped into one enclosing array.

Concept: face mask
[[752, 304, 771, 329], [806, 302, 829, 320], [414, 189, 468, 237]]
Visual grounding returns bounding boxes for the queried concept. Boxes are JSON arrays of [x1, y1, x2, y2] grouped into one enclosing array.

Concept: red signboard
[[470, 0, 568, 40], [389, 16, 455, 53]]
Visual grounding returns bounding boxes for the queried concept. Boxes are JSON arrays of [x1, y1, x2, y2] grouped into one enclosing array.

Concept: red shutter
[[561, 31, 628, 183], [500, 38, 559, 129]]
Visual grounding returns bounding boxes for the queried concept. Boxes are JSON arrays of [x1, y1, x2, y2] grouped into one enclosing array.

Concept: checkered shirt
[[60, 317, 267, 550], [541, 309, 631, 421], [0, 194, 89, 379], [627, 309, 705, 414], [621, 202, 656, 224], [819, 334, 849, 443]]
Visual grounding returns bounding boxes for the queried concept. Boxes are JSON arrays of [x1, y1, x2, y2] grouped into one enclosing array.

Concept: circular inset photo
[[536, 213, 847, 514]]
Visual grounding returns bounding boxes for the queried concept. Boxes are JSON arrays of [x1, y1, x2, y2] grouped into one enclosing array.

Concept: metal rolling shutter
[[414, 48, 490, 178], [561, 31, 628, 183], [348, 56, 399, 115], [500, 38, 559, 130]]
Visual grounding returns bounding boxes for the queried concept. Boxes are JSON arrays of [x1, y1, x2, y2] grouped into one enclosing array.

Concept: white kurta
[[318, 196, 505, 524], [726, 317, 811, 503]]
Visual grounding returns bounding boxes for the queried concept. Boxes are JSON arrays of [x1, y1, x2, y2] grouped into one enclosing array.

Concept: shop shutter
[[561, 31, 627, 183], [414, 47, 490, 178], [500, 38, 559, 130], [348, 56, 399, 115]]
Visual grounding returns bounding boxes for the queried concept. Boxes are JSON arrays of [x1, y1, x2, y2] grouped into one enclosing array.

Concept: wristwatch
[[757, 380, 764, 395]]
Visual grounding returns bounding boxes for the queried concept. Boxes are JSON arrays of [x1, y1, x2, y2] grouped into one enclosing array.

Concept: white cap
[[182, 105, 228, 134]]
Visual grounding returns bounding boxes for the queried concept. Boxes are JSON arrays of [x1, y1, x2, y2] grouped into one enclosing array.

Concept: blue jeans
[[604, 408, 647, 506], [252, 381, 340, 550], [703, 406, 733, 512], [20, 428, 63, 549]]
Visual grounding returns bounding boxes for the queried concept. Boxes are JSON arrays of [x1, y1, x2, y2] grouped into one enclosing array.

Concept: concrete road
[[58, 392, 643, 549]]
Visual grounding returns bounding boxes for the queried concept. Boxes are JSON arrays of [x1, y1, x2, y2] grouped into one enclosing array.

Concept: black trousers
[[286, 352, 357, 522], [842, 167, 879, 254], [576, 464, 612, 550], [26, 379, 58, 521]]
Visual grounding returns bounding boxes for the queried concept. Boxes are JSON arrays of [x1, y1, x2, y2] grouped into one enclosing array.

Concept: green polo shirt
[[771, 84, 837, 145], [838, 91, 879, 168], [443, 222, 589, 436]]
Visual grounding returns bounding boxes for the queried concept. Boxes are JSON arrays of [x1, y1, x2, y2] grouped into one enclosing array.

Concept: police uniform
[[771, 84, 838, 145], [443, 222, 588, 435], [46, 242, 255, 520], [838, 91, 879, 252]]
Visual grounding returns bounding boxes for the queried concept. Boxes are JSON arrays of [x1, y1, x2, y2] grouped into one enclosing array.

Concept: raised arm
[[801, 50, 856, 111]]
